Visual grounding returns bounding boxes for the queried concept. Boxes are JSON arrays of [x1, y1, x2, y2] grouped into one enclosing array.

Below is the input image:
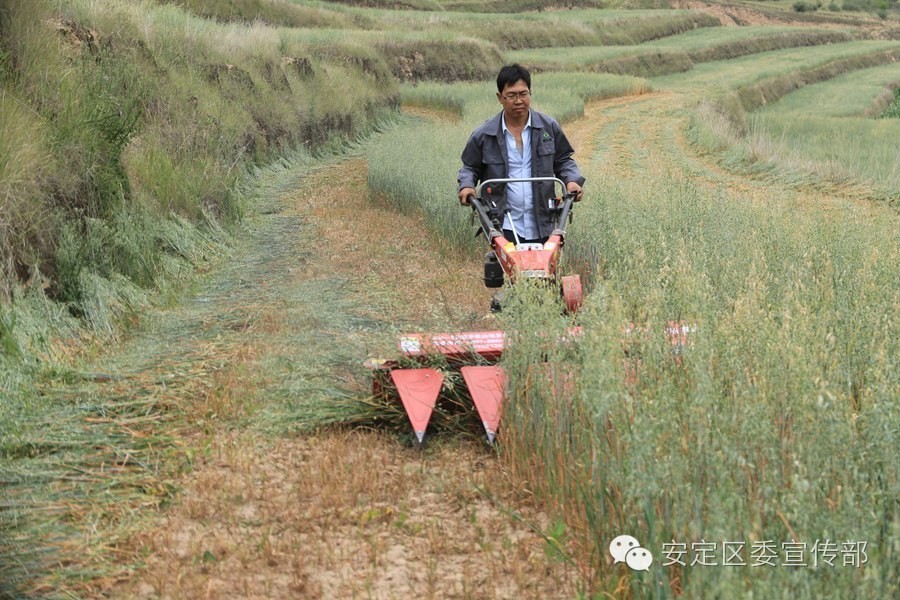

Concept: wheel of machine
[[561, 275, 583, 314]]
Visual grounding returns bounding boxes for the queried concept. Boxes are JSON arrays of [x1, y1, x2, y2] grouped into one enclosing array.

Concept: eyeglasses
[[500, 90, 531, 101]]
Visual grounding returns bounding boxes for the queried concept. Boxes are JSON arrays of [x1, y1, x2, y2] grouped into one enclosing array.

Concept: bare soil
[[126, 431, 576, 599]]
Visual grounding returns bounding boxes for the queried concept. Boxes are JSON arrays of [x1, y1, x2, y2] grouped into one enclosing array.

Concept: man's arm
[[457, 132, 484, 205], [552, 123, 585, 200]]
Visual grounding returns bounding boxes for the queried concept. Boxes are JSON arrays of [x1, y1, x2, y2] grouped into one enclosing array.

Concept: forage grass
[[0, 89, 56, 301], [882, 86, 900, 117], [501, 172, 899, 597], [363, 40, 898, 595]]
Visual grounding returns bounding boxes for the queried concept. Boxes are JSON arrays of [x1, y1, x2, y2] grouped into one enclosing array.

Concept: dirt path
[[101, 154, 581, 599]]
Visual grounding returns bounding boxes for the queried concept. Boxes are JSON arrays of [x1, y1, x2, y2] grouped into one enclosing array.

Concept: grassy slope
[[664, 41, 900, 198], [0, 0, 399, 344], [652, 40, 900, 89], [754, 61, 900, 116]]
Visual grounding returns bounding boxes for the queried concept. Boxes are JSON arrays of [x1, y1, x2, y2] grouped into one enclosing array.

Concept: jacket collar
[[493, 109, 544, 138], [502, 111, 533, 135]]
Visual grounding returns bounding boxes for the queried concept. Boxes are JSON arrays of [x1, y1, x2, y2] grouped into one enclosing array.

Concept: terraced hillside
[[1, 1, 898, 598]]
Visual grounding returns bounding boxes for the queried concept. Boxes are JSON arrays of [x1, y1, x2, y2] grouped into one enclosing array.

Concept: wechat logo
[[610, 534, 653, 571]]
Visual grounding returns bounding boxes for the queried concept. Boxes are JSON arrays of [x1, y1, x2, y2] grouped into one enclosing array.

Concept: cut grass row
[[509, 26, 866, 76], [0, 145, 399, 596]]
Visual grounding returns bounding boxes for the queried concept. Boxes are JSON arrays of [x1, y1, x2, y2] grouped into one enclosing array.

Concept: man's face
[[497, 79, 531, 116]]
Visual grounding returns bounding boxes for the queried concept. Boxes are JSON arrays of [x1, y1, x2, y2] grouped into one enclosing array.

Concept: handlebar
[[474, 177, 566, 200], [466, 177, 579, 240]]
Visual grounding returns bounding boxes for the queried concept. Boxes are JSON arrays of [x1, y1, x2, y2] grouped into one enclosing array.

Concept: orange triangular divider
[[461, 365, 506, 443], [390, 368, 444, 444]]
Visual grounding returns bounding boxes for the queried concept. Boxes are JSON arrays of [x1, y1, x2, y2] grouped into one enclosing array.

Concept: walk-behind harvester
[[366, 178, 583, 445]]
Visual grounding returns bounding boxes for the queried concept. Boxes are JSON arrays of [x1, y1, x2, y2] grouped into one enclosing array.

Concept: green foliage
[[793, 0, 822, 12], [0, 307, 21, 359], [881, 86, 900, 117], [842, 0, 900, 13]]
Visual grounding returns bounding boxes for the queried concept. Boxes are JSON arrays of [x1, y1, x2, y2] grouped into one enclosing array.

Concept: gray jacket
[[457, 109, 585, 239]]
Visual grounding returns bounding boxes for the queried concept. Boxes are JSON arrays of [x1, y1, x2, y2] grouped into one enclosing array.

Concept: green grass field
[[746, 62, 900, 193], [652, 40, 900, 90], [755, 62, 900, 116]]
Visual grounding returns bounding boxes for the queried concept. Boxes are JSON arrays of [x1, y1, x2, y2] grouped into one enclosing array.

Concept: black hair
[[496, 64, 531, 93]]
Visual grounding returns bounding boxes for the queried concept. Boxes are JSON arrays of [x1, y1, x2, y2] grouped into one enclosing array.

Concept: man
[[457, 64, 584, 245]]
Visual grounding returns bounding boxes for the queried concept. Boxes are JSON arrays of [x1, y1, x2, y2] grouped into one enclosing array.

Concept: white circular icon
[[609, 534, 654, 571], [625, 546, 653, 571], [609, 534, 641, 564]]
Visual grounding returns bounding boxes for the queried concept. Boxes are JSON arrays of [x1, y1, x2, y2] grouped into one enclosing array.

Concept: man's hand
[[566, 182, 583, 202], [458, 187, 476, 206]]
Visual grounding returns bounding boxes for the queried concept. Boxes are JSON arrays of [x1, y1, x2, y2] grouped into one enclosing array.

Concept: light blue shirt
[[501, 112, 536, 240]]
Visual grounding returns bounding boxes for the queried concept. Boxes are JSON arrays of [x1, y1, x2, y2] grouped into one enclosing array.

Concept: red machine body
[[367, 177, 588, 444]]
